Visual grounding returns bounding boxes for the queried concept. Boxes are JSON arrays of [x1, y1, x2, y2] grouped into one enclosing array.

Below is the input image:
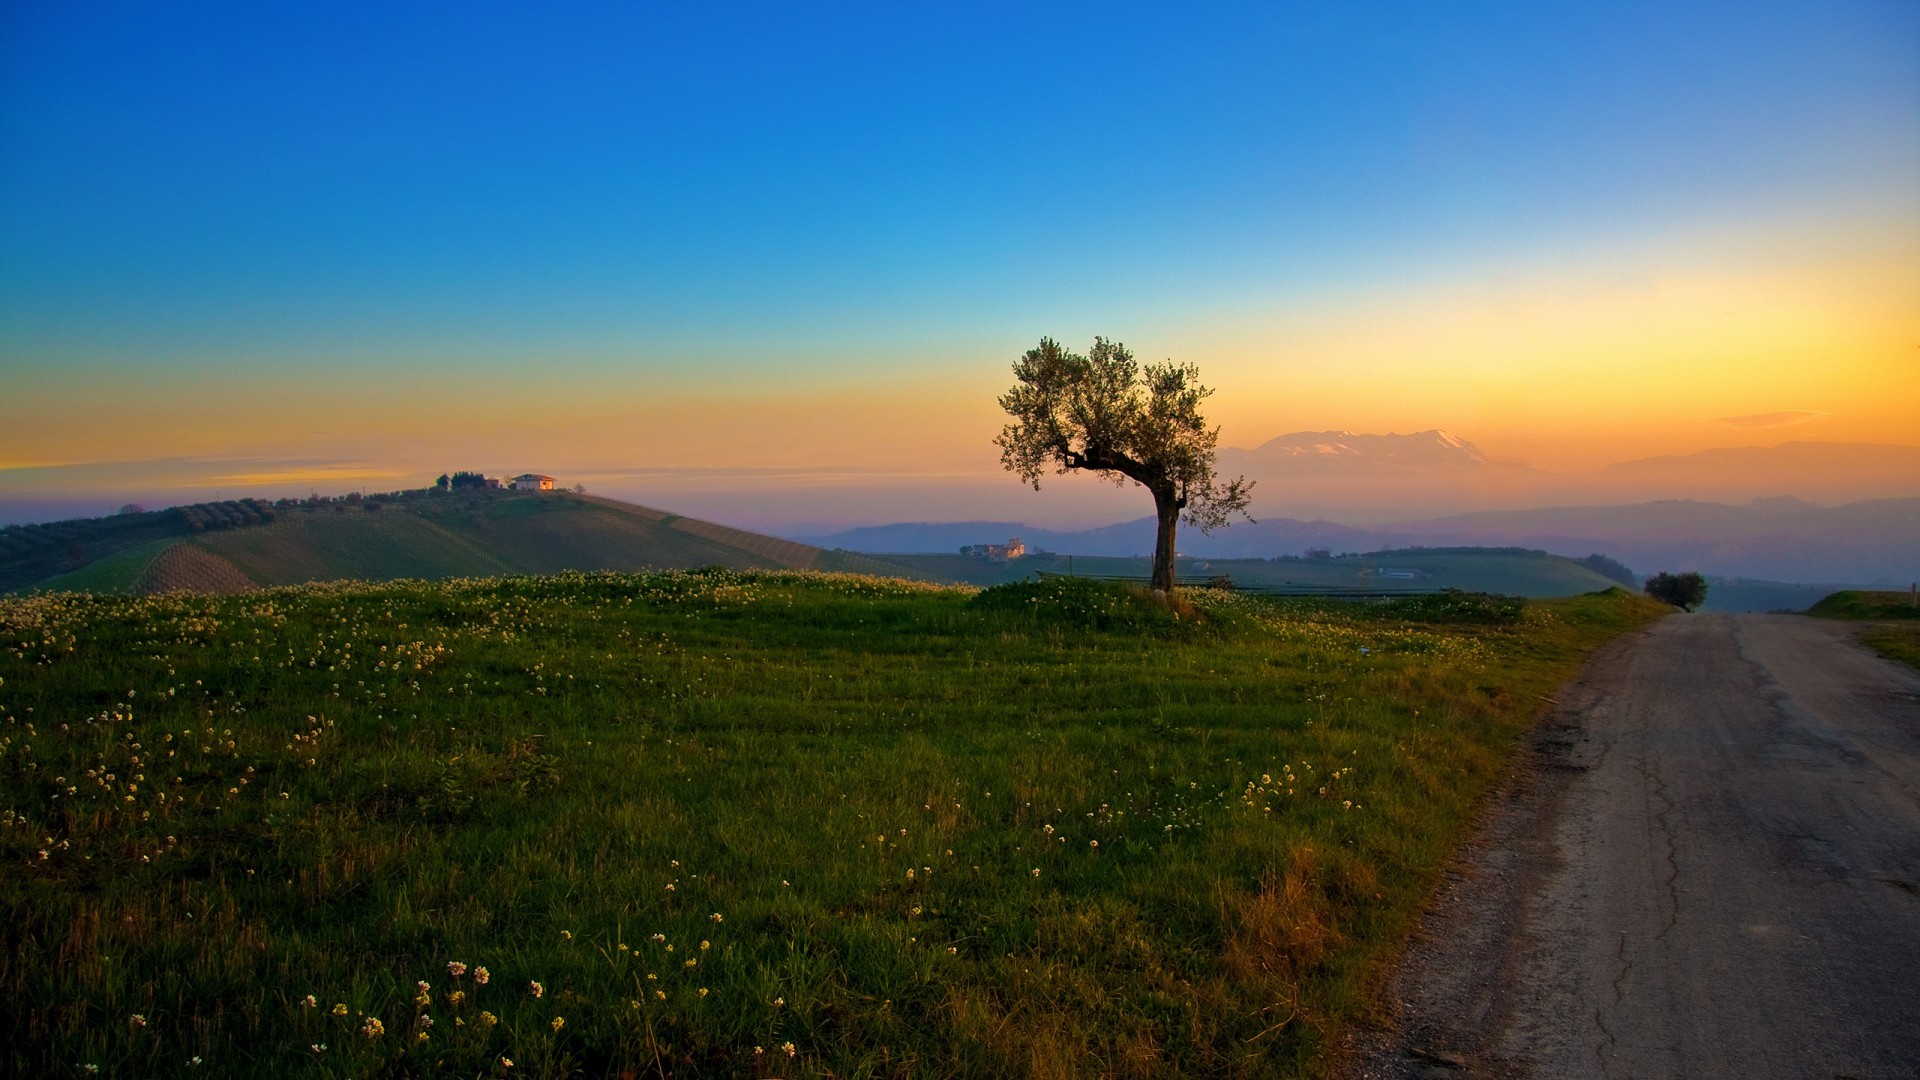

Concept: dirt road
[[1350, 614, 1920, 1080]]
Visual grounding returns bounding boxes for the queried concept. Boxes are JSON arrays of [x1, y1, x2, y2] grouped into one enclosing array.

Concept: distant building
[[511, 473, 556, 491], [961, 538, 1026, 562]]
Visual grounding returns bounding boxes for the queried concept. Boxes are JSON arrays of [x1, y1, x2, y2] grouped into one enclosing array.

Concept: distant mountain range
[[1210, 428, 1541, 520], [785, 432, 1915, 583], [10, 431, 1915, 590], [792, 495, 1920, 585], [1371, 497, 1919, 584]]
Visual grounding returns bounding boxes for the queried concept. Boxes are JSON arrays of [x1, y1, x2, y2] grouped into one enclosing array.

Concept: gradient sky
[[3, 2, 1916, 527]]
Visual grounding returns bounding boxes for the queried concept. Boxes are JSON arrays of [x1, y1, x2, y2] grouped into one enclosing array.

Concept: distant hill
[[12, 490, 923, 595], [0, 498, 283, 593], [1390, 497, 1920, 584], [798, 496, 1920, 585], [790, 521, 1097, 557], [866, 547, 1624, 598], [796, 516, 1380, 560], [1707, 579, 1897, 616], [1807, 589, 1920, 620]]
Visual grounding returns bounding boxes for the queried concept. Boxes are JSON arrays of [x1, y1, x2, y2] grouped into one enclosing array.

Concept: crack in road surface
[[1346, 615, 1920, 1080], [1642, 756, 1680, 944], [1595, 931, 1627, 1077]]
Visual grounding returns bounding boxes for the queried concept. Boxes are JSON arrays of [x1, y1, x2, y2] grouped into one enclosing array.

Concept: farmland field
[[1, 572, 1663, 1077], [31, 538, 179, 595]]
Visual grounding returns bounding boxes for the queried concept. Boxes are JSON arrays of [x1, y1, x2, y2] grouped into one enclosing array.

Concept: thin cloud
[[1709, 410, 1829, 429], [0, 457, 387, 493]]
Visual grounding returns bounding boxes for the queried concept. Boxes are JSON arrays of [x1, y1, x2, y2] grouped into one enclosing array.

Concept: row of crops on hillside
[[0, 499, 278, 558], [175, 498, 278, 532], [665, 516, 820, 568], [132, 542, 258, 594], [190, 516, 492, 587], [1, 500, 275, 593]]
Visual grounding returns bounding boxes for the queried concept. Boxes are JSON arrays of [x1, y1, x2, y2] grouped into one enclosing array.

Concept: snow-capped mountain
[[1223, 429, 1491, 468], [1211, 429, 1539, 522]]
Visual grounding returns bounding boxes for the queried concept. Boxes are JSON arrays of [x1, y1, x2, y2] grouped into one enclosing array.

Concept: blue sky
[[2, 1, 1916, 526]]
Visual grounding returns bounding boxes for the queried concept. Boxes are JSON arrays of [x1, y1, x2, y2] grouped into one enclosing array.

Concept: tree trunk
[[1151, 491, 1180, 594]]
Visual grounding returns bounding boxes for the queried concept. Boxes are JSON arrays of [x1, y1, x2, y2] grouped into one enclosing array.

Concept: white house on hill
[[960, 538, 1026, 562], [511, 473, 557, 491]]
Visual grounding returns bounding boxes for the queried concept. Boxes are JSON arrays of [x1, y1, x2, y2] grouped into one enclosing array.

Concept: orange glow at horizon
[[1193, 216, 1920, 472], [4, 214, 1915, 509]]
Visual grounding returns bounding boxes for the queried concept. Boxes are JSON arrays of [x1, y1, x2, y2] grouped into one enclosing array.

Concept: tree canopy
[[995, 336, 1252, 593], [1644, 570, 1708, 611]]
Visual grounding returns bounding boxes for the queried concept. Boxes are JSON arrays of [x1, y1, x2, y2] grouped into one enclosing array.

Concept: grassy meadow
[[1807, 588, 1920, 620], [1808, 589, 1920, 671], [1860, 626, 1920, 671], [2, 572, 1663, 1077]]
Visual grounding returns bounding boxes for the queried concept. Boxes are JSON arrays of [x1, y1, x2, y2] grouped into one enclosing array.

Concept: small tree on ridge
[[995, 336, 1253, 594], [1644, 570, 1708, 611]]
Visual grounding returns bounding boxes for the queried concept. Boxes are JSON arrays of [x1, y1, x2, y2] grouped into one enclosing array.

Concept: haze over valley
[[9, 427, 1915, 592]]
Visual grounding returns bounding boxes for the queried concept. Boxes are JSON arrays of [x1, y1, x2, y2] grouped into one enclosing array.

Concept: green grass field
[[1, 573, 1663, 1077], [1806, 589, 1920, 620], [1807, 590, 1920, 674], [1859, 626, 1920, 672]]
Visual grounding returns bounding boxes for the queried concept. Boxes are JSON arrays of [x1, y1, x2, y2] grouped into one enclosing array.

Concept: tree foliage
[[1577, 552, 1637, 588], [995, 336, 1252, 592], [1644, 570, 1708, 611]]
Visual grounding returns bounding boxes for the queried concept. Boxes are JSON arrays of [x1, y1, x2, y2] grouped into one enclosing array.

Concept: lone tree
[[996, 336, 1253, 594], [1644, 570, 1708, 611]]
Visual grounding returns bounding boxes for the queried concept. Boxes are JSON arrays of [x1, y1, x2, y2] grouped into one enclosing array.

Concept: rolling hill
[[11, 488, 1637, 600], [802, 496, 1920, 587], [1386, 496, 1920, 583], [818, 548, 1624, 598], [13, 490, 922, 595]]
